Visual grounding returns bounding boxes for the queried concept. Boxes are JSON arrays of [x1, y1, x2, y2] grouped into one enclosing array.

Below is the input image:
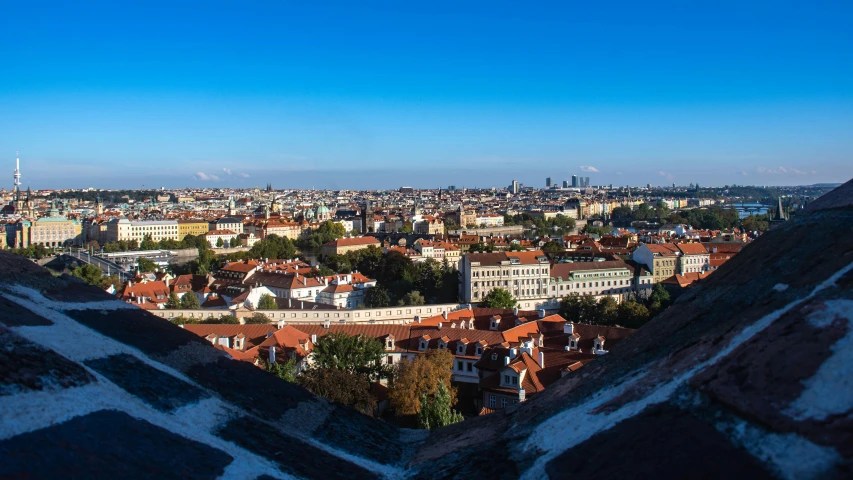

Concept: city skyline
[[2, 1, 852, 189]]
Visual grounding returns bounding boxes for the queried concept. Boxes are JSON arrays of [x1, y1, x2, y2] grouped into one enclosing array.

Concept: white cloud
[[222, 168, 232, 175], [580, 165, 599, 173], [658, 170, 674, 181], [740, 171, 749, 176], [237, 173, 250, 178], [757, 166, 811, 175], [195, 172, 220, 181]]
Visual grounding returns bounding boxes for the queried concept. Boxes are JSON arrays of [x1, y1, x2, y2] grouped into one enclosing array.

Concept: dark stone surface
[[0, 409, 232, 479], [217, 416, 375, 480], [44, 277, 117, 303], [66, 307, 211, 355], [0, 294, 53, 326], [314, 404, 404, 465], [692, 291, 853, 457], [186, 356, 316, 419], [410, 437, 522, 480], [0, 329, 94, 395], [85, 354, 208, 412], [544, 404, 773, 480]]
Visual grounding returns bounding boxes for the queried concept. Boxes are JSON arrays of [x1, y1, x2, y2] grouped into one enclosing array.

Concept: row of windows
[[473, 267, 546, 277]]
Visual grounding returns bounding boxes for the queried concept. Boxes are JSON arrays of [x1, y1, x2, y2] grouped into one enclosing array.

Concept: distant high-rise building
[[510, 180, 520, 194], [584, 176, 591, 187], [562, 180, 569, 188], [546, 177, 552, 187], [571, 175, 578, 188], [447, 185, 457, 191]]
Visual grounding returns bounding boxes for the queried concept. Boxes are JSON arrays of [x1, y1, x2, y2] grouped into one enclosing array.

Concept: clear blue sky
[[1, 1, 851, 190]]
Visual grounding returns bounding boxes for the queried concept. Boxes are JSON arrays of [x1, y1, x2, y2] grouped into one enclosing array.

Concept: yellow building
[[178, 219, 210, 239]]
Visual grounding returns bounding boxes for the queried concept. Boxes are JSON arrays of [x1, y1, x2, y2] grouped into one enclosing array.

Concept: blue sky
[[1, 1, 851, 189]]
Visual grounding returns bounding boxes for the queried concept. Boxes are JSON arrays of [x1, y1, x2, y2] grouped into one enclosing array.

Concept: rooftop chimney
[[513, 307, 519, 316], [311, 334, 317, 344], [503, 355, 511, 366], [564, 322, 575, 335], [538, 351, 545, 368], [269, 346, 276, 364], [510, 347, 517, 359], [538, 309, 546, 319], [442, 311, 448, 320]]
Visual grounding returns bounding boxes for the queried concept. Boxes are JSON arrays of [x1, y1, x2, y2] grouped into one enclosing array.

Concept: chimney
[[323, 319, 330, 329], [311, 334, 317, 344], [269, 346, 276, 364], [442, 311, 448, 320], [510, 347, 517, 359], [564, 322, 574, 335], [538, 351, 545, 368], [513, 307, 519, 316], [519, 389, 526, 402], [538, 309, 546, 319], [503, 355, 511, 366], [414, 315, 421, 324], [438, 322, 442, 329]]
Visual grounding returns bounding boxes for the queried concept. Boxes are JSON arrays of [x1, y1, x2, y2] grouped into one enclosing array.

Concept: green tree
[[616, 300, 651, 328], [260, 357, 297, 383], [257, 293, 278, 310], [402, 290, 425, 306], [201, 315, 238, 324], [169, 315, 198, 325], [647, 283, 672, 315], [310, 331, 386, 378], [165, 292, 182, 309], [507, 243, 526, 252], [353, 245, 383, 277], [137, 257, 158, 273], [180, 292, 200, 309], [322, 253, 352, 273], [298, 367, 377, 416], [418, 380, 464, 429], [596, 296, 619, 326], [480, 288, 516, 309], [468, 243, 495, 253], [611, 206, 633, 220], [741, 214, 770, 232], [71, 263, 103, 285], [364, 287, 391, 308], [542, 240, 563, 253], [245, 312, 271, 324], [559, 294, 599, 324], [140, 235, 158, 250], [400, 221, 413, 233], [216, 237, 224, 248], [99, 275, 123, 291]]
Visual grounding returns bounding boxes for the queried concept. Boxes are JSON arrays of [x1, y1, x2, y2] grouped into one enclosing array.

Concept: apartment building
[[548, 260, 638, 301], [105, 219, 180, 243], [460, 250, 550, 303], [177, 219, 209, 239]]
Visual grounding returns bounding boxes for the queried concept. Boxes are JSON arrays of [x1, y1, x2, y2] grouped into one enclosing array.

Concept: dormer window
[[491, 353, 498, 361], [457, 343, 466, 354], [476, 344, 484, 356]]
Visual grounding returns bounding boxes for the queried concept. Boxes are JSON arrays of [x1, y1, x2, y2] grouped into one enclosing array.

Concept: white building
[[459, 251, 550, 303]]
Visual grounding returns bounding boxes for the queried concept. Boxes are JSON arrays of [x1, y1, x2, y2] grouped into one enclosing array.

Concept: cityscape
[[1, 2, 851, 479]]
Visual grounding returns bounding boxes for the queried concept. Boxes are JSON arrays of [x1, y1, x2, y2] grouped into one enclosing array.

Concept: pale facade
[[460, 251, 550, 303]]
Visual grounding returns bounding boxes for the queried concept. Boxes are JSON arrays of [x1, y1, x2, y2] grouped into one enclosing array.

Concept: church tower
[[95, 195, 104, 216]]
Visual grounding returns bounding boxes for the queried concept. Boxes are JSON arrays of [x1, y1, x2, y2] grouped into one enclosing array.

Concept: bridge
[[63, 251, 132, 282]]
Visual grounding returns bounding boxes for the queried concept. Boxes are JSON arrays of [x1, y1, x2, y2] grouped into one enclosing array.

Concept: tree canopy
[[180, 292, 200, 309], [418, 380, 464, 429], [257, 293, 278, 310], [389, 349, 457, 417], [310, 331, 387, 378], [71, 263, 103, 286], [480, 288, 517, 309]]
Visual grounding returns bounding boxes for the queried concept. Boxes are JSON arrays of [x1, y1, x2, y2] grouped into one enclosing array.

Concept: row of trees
[[95, 233, 211, 254], [263, 332, 463, 428], [557, 284, 672, 329], [503, 212, 577, 231], [320, 247, 459, 307], [612, 203, 743, 231], [296, 221, 347, 251]]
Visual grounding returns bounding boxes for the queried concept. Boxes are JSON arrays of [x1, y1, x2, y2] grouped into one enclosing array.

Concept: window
[[504, 374, 510, 384], [458, 361, 463, 371], [489, 395, 496, 408], [512, 376, 518, 385], [467, 363, 473, 372], [501, 398, 508, 408]]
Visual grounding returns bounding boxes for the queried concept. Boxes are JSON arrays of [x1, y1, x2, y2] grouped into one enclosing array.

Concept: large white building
[[460, 251, 550, 303], [105, 219, 180, 243]]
